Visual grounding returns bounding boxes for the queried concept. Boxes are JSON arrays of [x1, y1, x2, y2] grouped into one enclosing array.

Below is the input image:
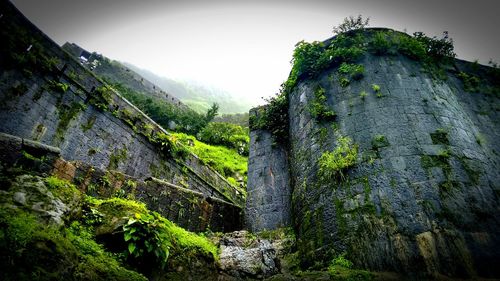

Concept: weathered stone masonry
[[0, 1, 242, 232], [247, 35, 500, 277], [245, 108, 291, 231]]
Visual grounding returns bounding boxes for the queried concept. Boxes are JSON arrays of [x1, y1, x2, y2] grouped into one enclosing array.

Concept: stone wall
[[248, 39, 500, 276], [245, 107, 291, 231], [0, 132, 242, 232], [0, 0, 243, 208], [288, 53, 500, 277]]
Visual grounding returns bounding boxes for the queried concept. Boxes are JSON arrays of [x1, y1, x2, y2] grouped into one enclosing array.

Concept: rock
[[13, 191, 26, 205], [0, 174, 74, 225], [219, 230, 280, 279]]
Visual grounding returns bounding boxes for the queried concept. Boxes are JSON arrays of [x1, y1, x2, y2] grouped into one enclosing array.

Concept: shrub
[[318, 136, 358, 181], [333, 15, 370, 35], [371, 31, 392, 55], [397, 33, 427, 60], [413, 31, 455, 59], [338, 62, 364, 80], [123, 212, 171, 269], [457, 72, 480, 92], [198, 122, 249, 156]]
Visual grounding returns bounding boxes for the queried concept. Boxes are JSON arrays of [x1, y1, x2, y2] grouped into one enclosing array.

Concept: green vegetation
[[309, 86, 336, 121], [359, 90, 368, 100], [328, 254, 374, 280], [333, 15, 370, 35], [111, 83, 218, 136], [338, 62, 365, 83], [371, 134, 389, 149], [457, 71, 481, 92], [123, 212, 171, 269], [55, 102, 87, 141], [213, 112, 249, 128], [108, 147, 128, 170], [198, 122, 249, 156], [0, 172, 219, 280], [251, 24, 366, 144], [430, 128, 449, 145], [171, 132, 248, 188], [318, 136, 358, 182], [48, 80, 70, 93]]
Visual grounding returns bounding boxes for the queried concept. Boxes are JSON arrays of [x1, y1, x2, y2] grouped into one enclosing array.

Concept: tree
[[205, 103, 219, 123], [333, 15, 370, 35]]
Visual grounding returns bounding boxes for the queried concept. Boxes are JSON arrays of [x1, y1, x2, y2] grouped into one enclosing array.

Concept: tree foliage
[[198, 122, 249, 156], [333, 15, 370, 35], [111, 83, 217, 135]]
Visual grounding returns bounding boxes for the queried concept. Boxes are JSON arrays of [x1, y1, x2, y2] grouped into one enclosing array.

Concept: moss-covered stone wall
[[0, 1, 244, 210]]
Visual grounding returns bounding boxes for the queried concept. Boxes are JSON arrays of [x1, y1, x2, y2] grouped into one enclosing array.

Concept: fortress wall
[[245, 107, 291, 231], [0, 1, 243, 230], [286, 53, 500, 276]]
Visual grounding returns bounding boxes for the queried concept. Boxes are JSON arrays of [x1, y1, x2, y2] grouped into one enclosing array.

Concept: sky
[[10, 0, 500, 107]]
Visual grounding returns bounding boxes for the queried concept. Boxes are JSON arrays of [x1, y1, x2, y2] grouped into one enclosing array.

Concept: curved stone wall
[[287, 52, 500, 276]]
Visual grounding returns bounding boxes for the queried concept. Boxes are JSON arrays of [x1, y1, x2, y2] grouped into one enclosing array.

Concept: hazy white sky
[[11, 0, 500, 107]]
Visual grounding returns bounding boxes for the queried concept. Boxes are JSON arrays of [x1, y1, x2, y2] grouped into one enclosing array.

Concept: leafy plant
[[457, 71, 480, 92], [359, 90, 368, 100], [413, 31, 455, 59], [309, 86, 336, 121], [371, 31, 392, 55], [339, 77, 350, 88], [318, 136, 358, 181], [123, 212, 171, 269], [338, 62, 364, 80], [330, 254, 353, 269]]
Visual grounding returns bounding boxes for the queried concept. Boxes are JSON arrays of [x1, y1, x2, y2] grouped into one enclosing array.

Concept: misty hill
[[123, 63, 255, 114], [62, 42, 188, 110]]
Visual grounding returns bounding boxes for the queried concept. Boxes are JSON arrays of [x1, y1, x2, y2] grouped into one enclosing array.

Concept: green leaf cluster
[[123, 212, 171, 269], [309, 86, 336, 121], [318, 136, 358, 181], [198, 122, 249, 156], [338, 62, 364, 81]]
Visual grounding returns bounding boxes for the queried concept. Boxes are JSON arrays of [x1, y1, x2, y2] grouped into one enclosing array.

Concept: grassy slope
[[171, 132, 248, 191]]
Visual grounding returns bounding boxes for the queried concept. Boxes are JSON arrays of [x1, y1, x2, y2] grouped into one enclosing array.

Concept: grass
[[170, 132, 248, 183]]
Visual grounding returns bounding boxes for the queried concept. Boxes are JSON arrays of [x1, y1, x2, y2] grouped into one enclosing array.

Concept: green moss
[[430, 128, 449, 145], [0, 207, 147, 281], [371, 134, 389, 149], [45, 175, 81, 204], [56, 102, 87, 141], [81, 116, 96, 132], [334, 199, 347, 238], [108, 146, 128, 170], [421, 150, 454, 193]]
